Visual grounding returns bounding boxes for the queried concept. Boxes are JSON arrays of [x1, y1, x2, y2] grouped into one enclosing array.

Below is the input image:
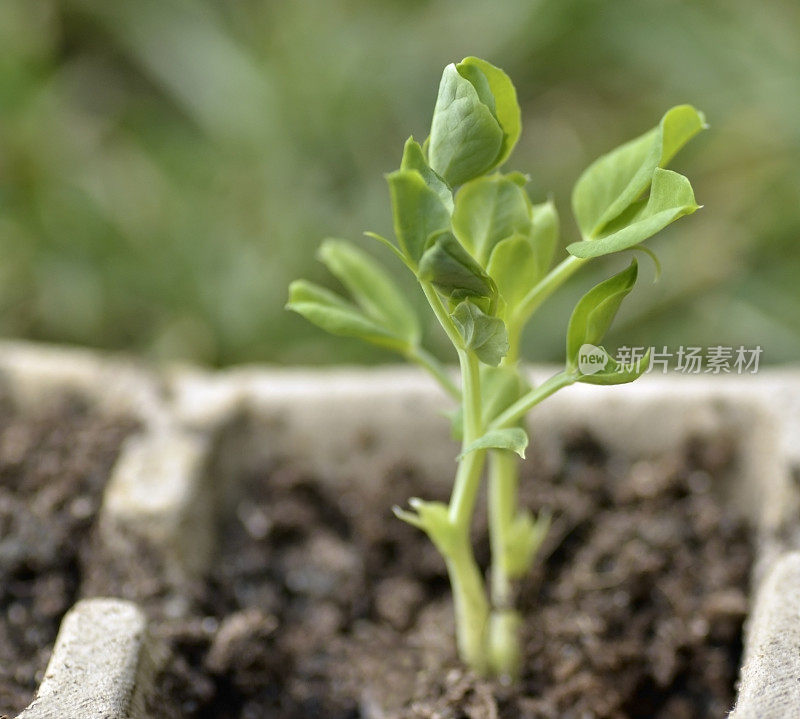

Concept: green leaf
[[457, 57, 521, 169], [451, 300, 509, 366], [577, 348, 651, 385], [393, 498, 458, 556], [485, 200, 559, 318], [568, 169, 699, 259], [458, 427, 528, 459], [418, 231, 495, 301], [400, 136, 454, 213], [572, 105, 706, 239], [566, 260, 638, 366], [455, 61, 496, 114], [529, 200, 559, 279], [428, 64, 504, 186], [286, 280, 409, 352], [452, 174, 531, 265], [317, 239, 420, 344], [504, 510, 550, 577], [386, 169, 451, 264], [487, 233, 538, 313]]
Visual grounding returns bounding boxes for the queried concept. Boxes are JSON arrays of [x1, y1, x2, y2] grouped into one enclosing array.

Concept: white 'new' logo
[[577, 344, 609, 375]]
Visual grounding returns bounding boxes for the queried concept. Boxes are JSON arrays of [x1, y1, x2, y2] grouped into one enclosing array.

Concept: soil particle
[[149, 429, 751, 719], [0, 394, 136, 716]]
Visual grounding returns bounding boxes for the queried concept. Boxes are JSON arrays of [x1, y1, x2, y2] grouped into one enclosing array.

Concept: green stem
[[421, 282, 464, 349], [489, 257, 587, 677], [416, 273, 578, 677], [488, 449, 518, 609], [449, 350, 483, 526], [446, 349, 491, 671], [446, 539, 490, 673], [487, 430, 524, 676], [490, 370, 575, 432], [514, 255, 587, 328], [491, 334, 522, 614], [485, 370, 575, 677], [407, 345, 460, 400], [415, 281, 490, 672], [488, 329, 524, 677]]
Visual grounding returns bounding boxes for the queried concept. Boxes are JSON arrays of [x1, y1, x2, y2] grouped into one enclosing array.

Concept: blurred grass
[[1, 0, 798, 366]]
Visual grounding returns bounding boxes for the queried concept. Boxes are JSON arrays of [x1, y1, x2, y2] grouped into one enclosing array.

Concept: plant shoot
[[287, 57, 704, 679]]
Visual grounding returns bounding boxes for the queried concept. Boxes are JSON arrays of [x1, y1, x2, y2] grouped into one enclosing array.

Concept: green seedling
[[287, 57, 704, 679]]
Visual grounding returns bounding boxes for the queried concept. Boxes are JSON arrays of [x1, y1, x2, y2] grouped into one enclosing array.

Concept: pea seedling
[[287, 57, 704, 679]]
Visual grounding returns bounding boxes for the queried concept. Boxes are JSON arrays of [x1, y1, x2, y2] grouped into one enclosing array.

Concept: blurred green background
[[1, 0, 798, 367]]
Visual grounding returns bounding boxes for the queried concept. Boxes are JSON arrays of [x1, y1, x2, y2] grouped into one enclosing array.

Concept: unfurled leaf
[[428, 64, 504, 186], [400, 136, 454, 213], [451, 300, 509, 366], [504, 510, 550, 577], [529, 200, 559, 278], [457, 57, 521, 168], [393, 498, 458, 556], [568, 169, 699, 258], [452, 174, 531, 264], [572, 105, 706, 239], [566, 260, 638, 367], [485, 199, 559, 317], [387, 169, 451, 264], [317, 239, 420, 344], [458, 427, 528, 459], [577, 349, 651, 385], [286, 280, 409, 352], [487, 233, 538, 313], [418, 231, 495, 301]]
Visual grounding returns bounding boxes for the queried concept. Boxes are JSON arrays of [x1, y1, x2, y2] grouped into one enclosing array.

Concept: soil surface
[[150, 430, 752, 719], [0, 394, 137, 716]]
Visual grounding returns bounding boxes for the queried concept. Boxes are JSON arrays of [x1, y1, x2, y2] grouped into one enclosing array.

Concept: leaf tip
[[315, 237, 335, 259], [392, 505, 421, 528], [285, 279, 304, 306], [565, 240, 590, 258]]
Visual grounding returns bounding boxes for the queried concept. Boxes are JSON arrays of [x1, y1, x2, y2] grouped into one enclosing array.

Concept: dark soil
[[0, 394, 137, 716], [150, 431, 752, 719]]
